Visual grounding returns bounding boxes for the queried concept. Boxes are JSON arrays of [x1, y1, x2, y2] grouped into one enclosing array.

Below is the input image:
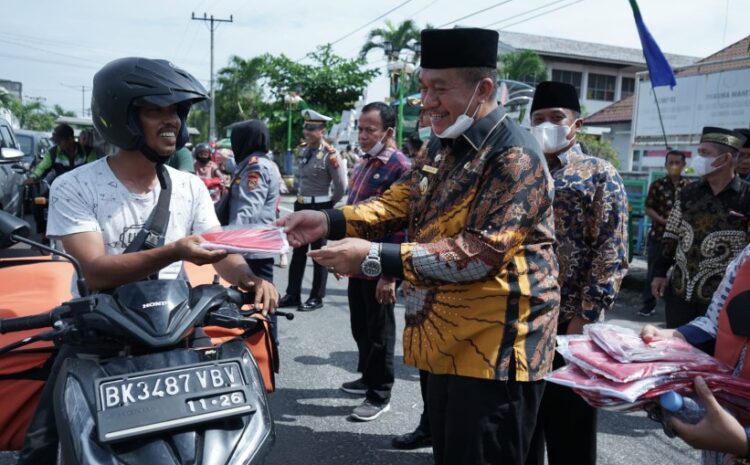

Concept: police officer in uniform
[[278, 109, 347, 311], [229, 119, 282, 339]]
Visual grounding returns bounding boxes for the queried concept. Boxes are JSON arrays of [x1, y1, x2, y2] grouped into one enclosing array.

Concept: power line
[[297, 0, 415, 62], [0, 37, 103, 66], [438, 0, 514, 28], [495, 0, 585, 30], [0, 31, 131, 57], [330, 0, 415, 47], [407, 0, 441, 20], [483, 0, 562, 28], [0, 52, 99, 70]]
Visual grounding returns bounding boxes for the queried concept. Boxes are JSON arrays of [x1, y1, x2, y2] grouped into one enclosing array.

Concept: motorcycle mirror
[[0, 147, 24, 161], [0, 210, 31, 249]]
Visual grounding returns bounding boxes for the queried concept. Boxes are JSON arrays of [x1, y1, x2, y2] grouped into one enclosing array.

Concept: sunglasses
[[303, 123, 325, 131]]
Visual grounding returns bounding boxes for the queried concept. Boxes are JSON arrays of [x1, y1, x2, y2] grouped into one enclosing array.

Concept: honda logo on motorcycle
[[142, 301, 169, 309]]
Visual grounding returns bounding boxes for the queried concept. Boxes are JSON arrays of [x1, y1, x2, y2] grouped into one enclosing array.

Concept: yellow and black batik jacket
[[327, 108, 560, 382]]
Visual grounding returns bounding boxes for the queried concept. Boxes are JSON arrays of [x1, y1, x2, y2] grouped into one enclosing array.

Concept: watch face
[[361, 258, 382, 277]]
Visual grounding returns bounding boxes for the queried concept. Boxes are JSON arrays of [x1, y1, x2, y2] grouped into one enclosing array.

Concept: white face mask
[[418, 126, 432, 142], [691, 153, 726, 177], [531, 122, 573, 154], [366, 129, 391, 157], [433, 82, 482, 139]]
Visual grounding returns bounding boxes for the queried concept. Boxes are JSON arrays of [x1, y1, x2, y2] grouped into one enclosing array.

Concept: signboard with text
[[633, 67, 750, 141]]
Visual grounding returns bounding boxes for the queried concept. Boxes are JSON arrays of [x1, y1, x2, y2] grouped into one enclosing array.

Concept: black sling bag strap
[[124, 164, 172, 260]]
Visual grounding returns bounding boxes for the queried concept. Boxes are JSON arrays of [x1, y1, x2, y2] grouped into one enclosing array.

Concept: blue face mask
[[418, 126, 432, 142]]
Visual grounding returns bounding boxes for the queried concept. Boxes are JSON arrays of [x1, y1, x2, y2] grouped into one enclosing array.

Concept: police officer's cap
[[301, 109, 331, 125]]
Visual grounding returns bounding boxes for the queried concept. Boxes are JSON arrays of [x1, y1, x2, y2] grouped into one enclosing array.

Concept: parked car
[[15, 129, 52, 167], [0, 118, 26, 217]]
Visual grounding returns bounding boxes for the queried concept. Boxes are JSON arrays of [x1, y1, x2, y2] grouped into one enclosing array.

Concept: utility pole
[[191, 12, 233, 142], [60, 83, 92, 117]]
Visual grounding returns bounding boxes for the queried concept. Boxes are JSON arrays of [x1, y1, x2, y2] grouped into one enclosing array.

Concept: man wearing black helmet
[[17, 57, 278, 465]]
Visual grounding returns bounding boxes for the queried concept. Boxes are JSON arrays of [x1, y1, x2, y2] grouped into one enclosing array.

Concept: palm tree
[[360, 20, 425, 100], [498, 50, 548, 85], [359, 19, 422, 60], [214, 55, 268, 131], [51, 105, 75, 118]]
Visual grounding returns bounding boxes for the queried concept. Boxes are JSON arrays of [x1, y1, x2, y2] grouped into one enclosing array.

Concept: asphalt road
[[0, 196, 700, 464]]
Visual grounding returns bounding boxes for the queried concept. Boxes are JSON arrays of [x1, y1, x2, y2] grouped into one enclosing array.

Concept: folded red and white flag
[[200, 227, 289, 255], [546, 323, 750, 422]]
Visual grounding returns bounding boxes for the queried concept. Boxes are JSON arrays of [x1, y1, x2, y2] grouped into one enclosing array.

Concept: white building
[[497, 31, 698, 116], [586, 34, 750, 172]]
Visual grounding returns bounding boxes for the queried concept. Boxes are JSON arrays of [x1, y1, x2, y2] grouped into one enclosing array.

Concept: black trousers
[[247, 257, 277, 343], [525, 350, 598, 465], [417, 369, 430, 432], [664, 287, 708, 329], [642, 239, 662, 309], [286, 200, 332, 300], [427, 372, 545, 465], [347, 278, 395, 403]]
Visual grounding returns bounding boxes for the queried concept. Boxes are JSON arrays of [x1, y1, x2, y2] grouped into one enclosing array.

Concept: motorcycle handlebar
[[225, 286, 294, 320], [0, 305, 69, 334], [0, 312, 54, 334]]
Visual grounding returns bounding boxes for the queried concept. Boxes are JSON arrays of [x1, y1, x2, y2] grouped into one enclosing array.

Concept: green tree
[[498, 50, 548, 122], [0, 94, 75, 131], [359, 19, 421, 60], [360, 19, 425, 98], [498, 50, 548, 83], [578, 133, 621, 169], [214, 55, 269, 132], [260, 45, 379, 152], [52, 105, 75, 118], [211, 46, 377, 152]]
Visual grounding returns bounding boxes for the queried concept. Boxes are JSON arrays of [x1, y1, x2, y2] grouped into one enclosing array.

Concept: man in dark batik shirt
[[653, 127, 750, 328], [280, 28, 560, 465], [639, 150, 689, 316], [525, 81, 628, 465]]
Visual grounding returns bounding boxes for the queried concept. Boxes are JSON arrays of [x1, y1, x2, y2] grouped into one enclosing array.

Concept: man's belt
[[297, 194, 332, 204]]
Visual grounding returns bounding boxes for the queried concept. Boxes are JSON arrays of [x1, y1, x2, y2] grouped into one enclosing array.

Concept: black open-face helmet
[[91, 57, 208, 162], [193, 143, 212, 158]]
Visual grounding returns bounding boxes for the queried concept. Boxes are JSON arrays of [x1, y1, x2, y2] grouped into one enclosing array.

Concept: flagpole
[[651, 86, 669, 149]]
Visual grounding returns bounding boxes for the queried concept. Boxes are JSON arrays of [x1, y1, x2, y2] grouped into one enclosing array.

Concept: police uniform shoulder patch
[[247, 170, 261, 190]]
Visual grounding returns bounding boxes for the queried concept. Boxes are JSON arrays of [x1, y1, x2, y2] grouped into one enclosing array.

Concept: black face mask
[[726, 291, 750, 338]]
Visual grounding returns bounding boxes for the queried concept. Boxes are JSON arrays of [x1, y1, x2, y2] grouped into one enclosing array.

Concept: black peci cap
[[530, 81, 581, 115], [420, 28, 499, 69]]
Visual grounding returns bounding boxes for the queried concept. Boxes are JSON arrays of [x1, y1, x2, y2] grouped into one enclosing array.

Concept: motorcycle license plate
[[95, 359, 256, 443]]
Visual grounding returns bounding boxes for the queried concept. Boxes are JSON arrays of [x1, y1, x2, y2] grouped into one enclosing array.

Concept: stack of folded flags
[[547, 323, 750, 422], [200, 227, 290, 256]]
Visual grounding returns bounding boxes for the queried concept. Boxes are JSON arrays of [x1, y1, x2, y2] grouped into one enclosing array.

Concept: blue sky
[[2, 0, 748, 117]]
